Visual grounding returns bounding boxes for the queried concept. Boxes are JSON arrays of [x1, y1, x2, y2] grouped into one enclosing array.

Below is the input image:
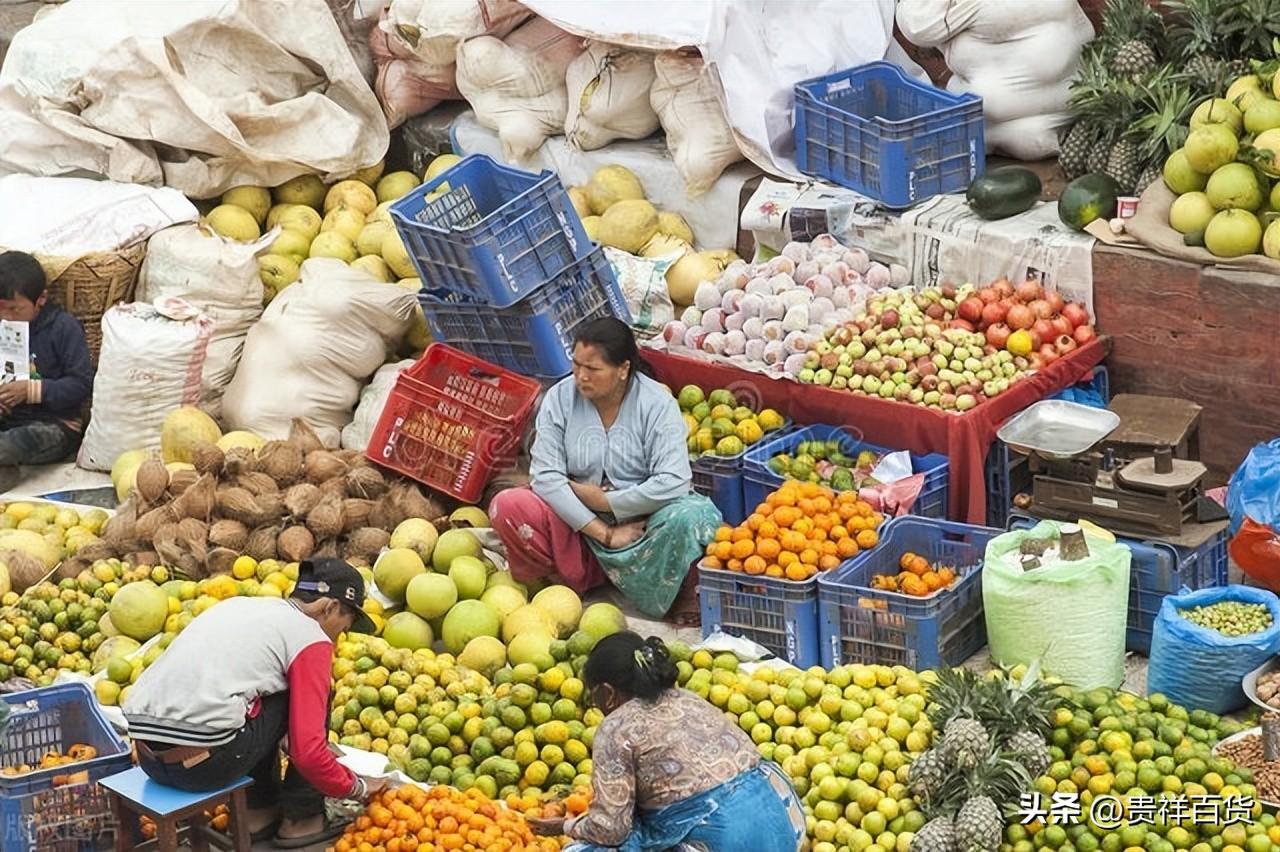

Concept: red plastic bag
[[1230, 517, 1280, 592], [858, 473, 925, 517]]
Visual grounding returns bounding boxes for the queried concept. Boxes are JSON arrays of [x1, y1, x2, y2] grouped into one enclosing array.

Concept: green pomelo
[[457, 635, 507, 678], [479, 585, 527, 620], [502, 604, 557, 644], [1205, 209, 1263, 257], [432, 529, 482, 573], [441, 600, 501, 655], [108, 581, 169, 642], [449, 556, 489, 600], [507, 630, 556, 667], [1169, 192, 1217, 234], [1163, 149, 1208, 194], [531, 586, 583, 639], [404, 572, 458, 620], [577, 602, 626, 640], [373, 548, 426, 602], [383, 612, 434, 650]]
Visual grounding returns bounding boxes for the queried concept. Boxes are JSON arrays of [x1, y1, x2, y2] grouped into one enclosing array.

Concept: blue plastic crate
[[794, 62, 984, 209], [742, 424, 949, 519], [0, 683, 133, 850], [391, 154, 591, 307], [420, 249, 630, 378], [688, 420, 793, 528], [1007, 513, 1229, 655], [818, 517, 999, 669], [1047, 364, 1111, 409], [699, 564, 819, 667]]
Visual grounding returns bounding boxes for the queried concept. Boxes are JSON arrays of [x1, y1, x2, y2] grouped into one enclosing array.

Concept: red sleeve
[[287, 641, 357, 798]]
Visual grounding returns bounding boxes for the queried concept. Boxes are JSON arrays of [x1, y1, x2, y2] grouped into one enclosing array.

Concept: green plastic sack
[[983, 520, 1131, 689]]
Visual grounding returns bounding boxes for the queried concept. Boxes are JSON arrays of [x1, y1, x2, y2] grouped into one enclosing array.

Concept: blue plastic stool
[[100, 766, 253, 852]]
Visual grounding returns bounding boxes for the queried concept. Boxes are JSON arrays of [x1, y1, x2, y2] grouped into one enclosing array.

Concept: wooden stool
[[100, 766, 253, 852]]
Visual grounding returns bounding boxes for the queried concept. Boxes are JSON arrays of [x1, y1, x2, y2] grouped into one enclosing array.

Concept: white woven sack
[[650, 51, 743, 197], [564, 42, 659, 151]]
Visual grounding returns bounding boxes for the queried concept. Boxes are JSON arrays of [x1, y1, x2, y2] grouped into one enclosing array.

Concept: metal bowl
[[1243, 657, 1280, 714], [996, 400, 1120, 458]]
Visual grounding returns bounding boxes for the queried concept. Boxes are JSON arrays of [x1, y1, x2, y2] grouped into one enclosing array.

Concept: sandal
[[271, 816, 352, 849]]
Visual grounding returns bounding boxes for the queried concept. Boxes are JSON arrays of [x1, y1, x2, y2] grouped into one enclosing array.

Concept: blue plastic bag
[[1227, 439, 1280, 536], [1147, 585, 1280, 714]]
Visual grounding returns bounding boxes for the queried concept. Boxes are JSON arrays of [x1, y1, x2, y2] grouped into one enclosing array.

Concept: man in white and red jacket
[[124, 559, 382, 848]]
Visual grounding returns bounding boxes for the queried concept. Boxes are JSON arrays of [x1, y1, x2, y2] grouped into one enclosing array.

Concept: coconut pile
[[83, 420, 447, 579]]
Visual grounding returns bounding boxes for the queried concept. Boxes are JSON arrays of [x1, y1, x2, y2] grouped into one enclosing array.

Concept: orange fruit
[[820, 540, 839, 557], [765, 564, 784, 578], [743, 555, 767, 575], [777, 551, 799, 567], [792, 517, 813, 536], [899, 552, 917, 571], [831, 525, 848, 541], [727, 558, 743, 572], [746, 513, 765, 531], [781, 531, 806, 553], [714, 541, 733, 561], [731, 538, 755, 560], [758, 520, 779, 540], [731, 526, 753, 543], [715, 527, 732, 542], [771, 489, 796, 507], [755, 503, 773, 516], [785, 563, 811, 581], [819, 554, 841, 571], [836, 537, 859, 558], [799, 548, 819, 566], [856, 528, 879, 549], [756, 538, 781, 560], [703, 556, 724, 569], [798, 498, 816, 516], [705, 542, 716, 556]]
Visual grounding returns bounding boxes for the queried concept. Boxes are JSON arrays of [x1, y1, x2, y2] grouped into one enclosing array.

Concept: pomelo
[[432, 528, 482, 573], [567, 186, 591, 219], [206, 205, 260, 241], [217, 431, 264, 453], [582, 215, 601, 241], [458, 635, 507, 677], [441, 599, 501, 655], [506, 630, 555, 667], [381, 229, 415, 279], [276, 205, 323, 240], [424, 153, 461, 184], [1190, 97, 1244, 134], [485, 571, 526, 595], [273, 174, 327, 209], [1244, 99, 1280, 135], [322, 207, 366, 242], [597, 199, 659, 253], [258, 254, 301, 299], [1162, 149, 1208, 195], [1169, 192, 1216, 234], [532, 585, 582, 638], [1205, 162, 1264, 211], [309, 232, 357, 263], [405, 572, 457, 620], [351, 255, 394, 283], [161, 407, 221, 464], [480, 584, 526, 620], [585, 164, 645, 215], [1205, 209, 1263, 257], [373, 548, 426, 602], [390, 518, 438, 564], [325, 180, 378, 215], [269, 229, 311, 263], [369, 201, 394, 226], [356, 221, 393, 257], [1183, 124, 1239, 175], [502, 603, 557, 644], [449, 556, 488, 600], [111, 449, 149, 502], [1262, 219, 1280, 259], [657, 211, 695, 245], [578, 602, 626, 640], [221, 186, 271, 225], [376, 171, 420, 204], [449, 506, 490, 528], [384, 612, 434, 650], [353, 160, 386, 186], [91, 635, 140, 673], [109, 581, 169, 642]]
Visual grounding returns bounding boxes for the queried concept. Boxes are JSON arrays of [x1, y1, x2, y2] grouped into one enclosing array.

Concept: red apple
[[1033, 318, 1055, 342], [1006, 304, 1035, 330], [1050, 315, 1073, 337], [985, 322, 1011, 349], [1062, 302, 1089, 329], [949, 318, 975, 332], [1029, 299, 1053, 319], [1054, 334, 1077, 355], [958, 297, 984, 323], [1038, 344, 1060, 364], [1073, 324, 1096, 345], [981, 302, 1007, 327], [1016, 280, 1044, 303]]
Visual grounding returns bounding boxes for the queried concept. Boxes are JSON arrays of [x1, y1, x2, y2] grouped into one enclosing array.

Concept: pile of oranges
[[869, 551, 958, 597], [333, 784, 561, 852], [506, 787, 592, 821], [703, 481, 883, 581]]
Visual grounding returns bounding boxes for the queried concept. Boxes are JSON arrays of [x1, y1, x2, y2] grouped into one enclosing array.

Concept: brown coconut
[[191, 442, 225, 477], [127, 551, 161, 568], [254, 492, 286, 525], [342, 498, 374, 532], [55, 557, 88, 583], [336, 449, 369, 467], [135, 459, 170, 505], [75, 540, 118, 563], [174, 473, 216, 521], [177, 518, 209, 550], [258, 441, 303, 487], [2, 550, 49, 592], [314, 538, 339, 559], [102, 498, 139, 545], [368, 494, 405, 531], [288, 419, 326, 455], [205, 547, 238, 576], [305, 450, 348, 485], [344, 526, 390, 560], [153, 526, 185, 568], [278, 525, 316, 562], [223, 446, 258, 477], [217, 486, 263, 526], [318, 476, 348, 498], [237, 471, 279, 496], [246, 525, 280, 561], [283, 483, 322, 518], [208, 519, 249, 551], [305, 493, 344, 540], [168, 468, 199, 496], [345, 466, 388, 500], [136, 505, 178, 542], [389, 482, 446, 522]]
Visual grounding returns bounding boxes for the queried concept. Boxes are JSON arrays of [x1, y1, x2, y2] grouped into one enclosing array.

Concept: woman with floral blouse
[[530, 631, 805, 851]]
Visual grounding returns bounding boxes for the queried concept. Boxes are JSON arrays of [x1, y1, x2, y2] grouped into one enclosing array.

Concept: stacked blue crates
[[390, 155, 631, 378]]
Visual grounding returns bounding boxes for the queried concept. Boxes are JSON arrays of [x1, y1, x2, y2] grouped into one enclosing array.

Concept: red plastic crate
[[366, 345, 541, 502]]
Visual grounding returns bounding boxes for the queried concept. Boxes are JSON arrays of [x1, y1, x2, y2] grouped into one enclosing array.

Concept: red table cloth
[[643, 339, 1106, 525]]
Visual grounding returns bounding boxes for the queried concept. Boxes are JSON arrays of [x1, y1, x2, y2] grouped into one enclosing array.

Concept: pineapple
[[1136, 161, 1165, 194], [1003, 730, 1050, 778], [908, 749, 947, 803], [941, 717, 989, 771], [954, 796, 1004, 852], [1104, 139, 1142, 194], [1099, 0, 1166, 81], [1111, 40, 1157, 81], [912, 817, 956, 852], [1059, 122, 1095, 179]]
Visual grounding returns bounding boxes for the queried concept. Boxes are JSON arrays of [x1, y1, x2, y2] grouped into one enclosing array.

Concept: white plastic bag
[[896, 0, 1094, 160], [564, 42, 659, 152], [649, 51, 743, 197], [221, 259, 416, 448], [453, 17, 582, 163], [603, 247, 674, 339], [369, 9, 459, 129], [342, 359, 414, 452], [135, 225, 268, 418], [77, 299, 215, 472], [386, 0, 529, 66]]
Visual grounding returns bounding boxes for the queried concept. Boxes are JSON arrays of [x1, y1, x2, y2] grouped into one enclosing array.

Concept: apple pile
[[789, 279, 1097, 412]]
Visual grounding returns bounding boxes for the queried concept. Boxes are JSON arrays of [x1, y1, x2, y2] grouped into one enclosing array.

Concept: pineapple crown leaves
[[927, 666, 1062, 742], [927, 745, 1035, 820], [1098, 0, 1168, 53], [1123, 67, 1195, 157]]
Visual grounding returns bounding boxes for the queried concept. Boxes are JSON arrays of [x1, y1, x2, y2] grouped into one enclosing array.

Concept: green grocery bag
[[983, 520, 1131, 689]]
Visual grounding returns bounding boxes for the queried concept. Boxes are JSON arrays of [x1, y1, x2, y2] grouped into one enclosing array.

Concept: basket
[[0, 682, 133, 851], [690, 419, 793, 527], [793, 62, 984, 209], [391, 154, 591, 308], [421, 249, 630, 379], [1007, 513, 1229, 655], [42, 243, 145, 366], [365, 345, 542, 503], [698, 563, 819, 667], [742, 424, 949, 519], [817, 517, 999, 669]]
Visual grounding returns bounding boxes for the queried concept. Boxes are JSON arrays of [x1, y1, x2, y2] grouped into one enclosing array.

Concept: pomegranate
[[978, 287, 998, 304], [1062, 302, 1089, 329], [993, 278, 1015, 299], [1028, 330, 1042, 350], [985, 323, 1012, 349], [1028, 353, 1045, 370], [949, 318, 975, 332], [1016, 280, 1044, 302], [1073, 324, 1096, 345], [1045, 290, 1065, 315], [1029, 299, 1053, 320], [1054, 334, 1077, 355], [957, 297, 984, 323], [1006, 304, 1035, 330], [1038, 344, 1060, 364], [1050, 315, 1073, 337], [1033, 318, 1056, 342], [981, 302, 1007, 327]]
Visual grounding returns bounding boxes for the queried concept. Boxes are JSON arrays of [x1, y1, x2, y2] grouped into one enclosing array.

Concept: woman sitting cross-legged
[[489, 317, 720, 621]]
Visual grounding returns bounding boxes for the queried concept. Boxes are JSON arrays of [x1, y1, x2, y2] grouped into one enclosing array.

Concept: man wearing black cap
[[124, 558, 383, 848]]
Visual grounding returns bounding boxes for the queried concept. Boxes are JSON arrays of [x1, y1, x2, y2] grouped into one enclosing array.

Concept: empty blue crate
[[699, 563, 819, 667], [391, 154, 591, 307], [794, 62, 984, 209], [691, 462, 746, 527], [421, 249, 630, 378], [1007, 513, 1228, 655], [742, 424, 949, 518], [818, 517, 999, 669], [0, 682, 134, 850]]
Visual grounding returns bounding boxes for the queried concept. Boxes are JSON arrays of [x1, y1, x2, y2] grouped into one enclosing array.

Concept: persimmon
[[855, 529, 879, 549], [922, 571, 944, 591], [836, 537, 859, 559], [755, 537, 781, 560], [743, 555, 767, 575]]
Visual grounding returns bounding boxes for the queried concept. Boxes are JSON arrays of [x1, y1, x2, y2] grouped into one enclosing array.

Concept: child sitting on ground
[[0, 251, 93, 492]]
